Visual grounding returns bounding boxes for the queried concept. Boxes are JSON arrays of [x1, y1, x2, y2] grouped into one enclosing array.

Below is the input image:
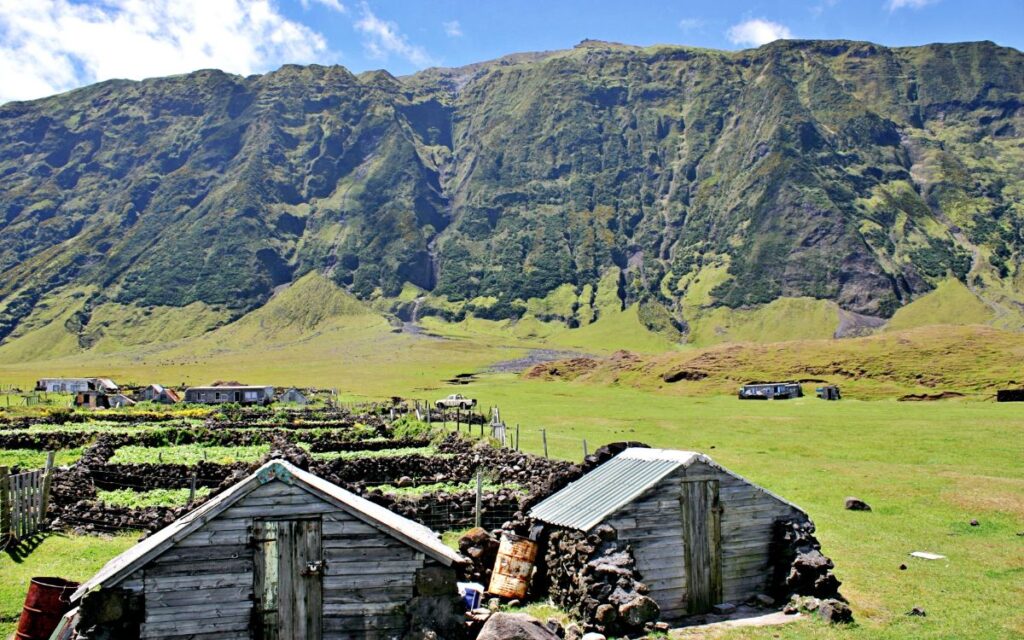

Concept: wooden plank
[[325, 560, 424, 574], [324, 547, 419, 563], [146, 572, 252, 591], [323, 574, 416, 590], [278, 521, 296, 640], [154, 543, 249, 563], [323, 586, 414, 605], [301, 518, 323, 640], [146, 585, 252, 606], [145, 558, 253, 577], [222, 502, 337, 519], [322, 535, 409, 549], [321, 518, 383, 536], [172, 529, 249, 547], [322, 602, 406, 616], [141, 614, 251, 637], [145, 601, 251, 623]]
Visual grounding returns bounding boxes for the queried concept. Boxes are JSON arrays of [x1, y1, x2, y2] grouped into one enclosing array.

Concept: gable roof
[[72, 460, 464, 601], [529, 448, 805, 532]]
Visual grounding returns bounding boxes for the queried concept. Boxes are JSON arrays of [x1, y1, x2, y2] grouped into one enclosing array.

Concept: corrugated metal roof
[[530, 448, 702, 532]]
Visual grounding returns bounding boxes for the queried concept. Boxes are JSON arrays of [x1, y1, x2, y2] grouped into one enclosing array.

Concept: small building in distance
[[816, 385, 841, 400], [36, 377, 118, 394], [140, 384, 181, 404], [184, 383, 275, 405], [74, 390, 134, 409], [69, 460, 466, 640], [996, 389, 1024, 402], [738, 382, 803, 400], [531, 448, 808, 619], [279, 388, 309, 405]]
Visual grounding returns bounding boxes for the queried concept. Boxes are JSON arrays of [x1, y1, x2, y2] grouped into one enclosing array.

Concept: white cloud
[[677, 18, 705, 31], [301, 0, 347, 12], [0, 0, 330, 103], [887, 0, 938, 9], [726, 18, 794, 47], [443, 20, 463, 38], [354, 2, 433, 67]]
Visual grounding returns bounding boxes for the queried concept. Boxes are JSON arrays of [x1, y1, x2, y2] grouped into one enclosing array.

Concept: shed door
[[253, 519, 323, 640], [681, 480, 722, 614]]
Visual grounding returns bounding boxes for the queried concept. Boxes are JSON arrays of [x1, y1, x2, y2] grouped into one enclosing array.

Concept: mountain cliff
[[0, 38, 1021, 353]]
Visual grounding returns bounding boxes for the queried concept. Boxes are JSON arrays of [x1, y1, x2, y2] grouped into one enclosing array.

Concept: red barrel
[[16, 577, 79, 640]]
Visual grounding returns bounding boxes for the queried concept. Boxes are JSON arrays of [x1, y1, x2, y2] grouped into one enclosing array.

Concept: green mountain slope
[[0, 39, 1021, 354]]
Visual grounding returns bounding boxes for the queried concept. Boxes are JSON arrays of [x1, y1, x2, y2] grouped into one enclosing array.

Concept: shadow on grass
[[3, 532, 47, 563]]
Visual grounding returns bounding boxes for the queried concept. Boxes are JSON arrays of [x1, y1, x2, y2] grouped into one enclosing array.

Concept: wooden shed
[[530, 448, 806, 619], [70, 460, 466, 639]]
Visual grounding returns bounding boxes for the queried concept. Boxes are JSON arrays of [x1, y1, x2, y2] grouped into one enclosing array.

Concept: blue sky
[[1, 0, 1021, 103]]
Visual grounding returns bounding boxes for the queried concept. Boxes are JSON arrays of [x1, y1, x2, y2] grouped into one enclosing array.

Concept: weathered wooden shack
[[69, 460, 466, 639], [530, 448, 806, 619]]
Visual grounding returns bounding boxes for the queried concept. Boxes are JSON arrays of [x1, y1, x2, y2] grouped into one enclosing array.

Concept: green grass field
[[2, 383, 1020, 639], [0, 312, 1021, 638]]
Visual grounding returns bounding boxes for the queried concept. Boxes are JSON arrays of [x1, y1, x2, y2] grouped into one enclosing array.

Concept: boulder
[[581, 634, 607, 640], [618, 595, 660, 627], [844, 497, 871, 511], [545, 618, 565, 637], [712, 602, 737, 615], [595, 603, 618, 626], [817, 599, 854, 624], [564, 623, 583, 640], [477, 613, 560, 640]]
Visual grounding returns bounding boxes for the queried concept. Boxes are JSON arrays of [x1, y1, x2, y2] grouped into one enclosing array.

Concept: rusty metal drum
[[487, 533, 537, 599], [16, 577, 79, 640]]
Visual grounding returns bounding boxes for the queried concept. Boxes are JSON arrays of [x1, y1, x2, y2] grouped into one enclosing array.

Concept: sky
[[0, 0, 1021, 103]]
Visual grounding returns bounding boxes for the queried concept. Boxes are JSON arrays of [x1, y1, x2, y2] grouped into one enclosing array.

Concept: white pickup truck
[[434, 393, 477, 410]]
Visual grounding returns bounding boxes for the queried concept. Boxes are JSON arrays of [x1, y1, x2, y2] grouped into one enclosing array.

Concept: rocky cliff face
[[0, 39, 1021, 346]]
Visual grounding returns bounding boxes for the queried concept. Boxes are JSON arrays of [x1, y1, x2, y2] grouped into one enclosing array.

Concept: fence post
[[0, 466, 9, 544], [583, 439, 588, 459], [515, 424, 520, 451], [188, 475, 197, 506], [41, 451, 55, 521], [474, 470, 483, 529], [542, 429, 548, 458]]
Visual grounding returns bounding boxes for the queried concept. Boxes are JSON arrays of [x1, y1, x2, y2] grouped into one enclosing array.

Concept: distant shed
[[140, 384, 180, 404], [739, 383, 803, 400], [530, 448, 806, 618], [280, 388, 309, 405], [996, 389, 1024, 402], [70, 460, 466, 639], [184, 384, 274, 405]]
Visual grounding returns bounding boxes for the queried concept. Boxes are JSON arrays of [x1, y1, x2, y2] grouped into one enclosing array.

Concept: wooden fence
[[0, 452, 55, 547]]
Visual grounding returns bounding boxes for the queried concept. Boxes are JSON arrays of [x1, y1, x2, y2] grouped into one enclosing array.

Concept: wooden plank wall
[[603, 464, 802, 619], [695, 463, 801, 603], [130, 481, 432, 640], [605, 481, 689, 619]]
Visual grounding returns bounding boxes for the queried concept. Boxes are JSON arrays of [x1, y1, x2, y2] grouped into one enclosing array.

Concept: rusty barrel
[[488, 533, 537, 599], [16, 577, 79, 640]]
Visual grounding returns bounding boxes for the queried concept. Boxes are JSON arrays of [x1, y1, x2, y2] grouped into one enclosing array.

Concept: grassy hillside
[[526, 324, 1024, 399]]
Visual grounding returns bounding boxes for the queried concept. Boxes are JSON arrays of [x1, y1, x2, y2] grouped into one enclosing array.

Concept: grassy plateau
[[0, 315, 1021, 639]]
